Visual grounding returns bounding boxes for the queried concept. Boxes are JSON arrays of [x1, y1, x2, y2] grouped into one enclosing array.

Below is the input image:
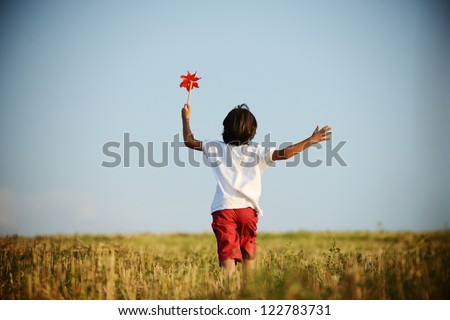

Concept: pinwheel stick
[[187, 81, 193, 105]]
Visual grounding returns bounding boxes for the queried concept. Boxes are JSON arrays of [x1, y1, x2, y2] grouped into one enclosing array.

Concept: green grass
[[1, 231, 449, 299]]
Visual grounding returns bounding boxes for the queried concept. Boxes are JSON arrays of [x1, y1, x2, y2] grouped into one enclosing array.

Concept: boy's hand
[[310, 125, 332, 144], [182, 103, 191, 121], [181, 103, 202, 151]]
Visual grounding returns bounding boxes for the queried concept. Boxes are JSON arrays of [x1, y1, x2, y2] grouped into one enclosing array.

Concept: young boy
[[182, 103, 331, 274]]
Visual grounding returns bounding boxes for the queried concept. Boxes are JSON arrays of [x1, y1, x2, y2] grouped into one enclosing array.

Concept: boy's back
[[202, 140, 275, 216]]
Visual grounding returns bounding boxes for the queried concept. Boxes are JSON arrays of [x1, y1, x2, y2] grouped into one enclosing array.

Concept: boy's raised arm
[[181, 103, 203, 151], [272, 125, 332, 161]]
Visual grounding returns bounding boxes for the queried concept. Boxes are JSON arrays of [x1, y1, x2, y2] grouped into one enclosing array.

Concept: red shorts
[[211, 207, 258, 262]]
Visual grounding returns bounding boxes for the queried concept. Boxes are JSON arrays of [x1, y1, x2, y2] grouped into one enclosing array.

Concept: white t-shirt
[[202, 140, 275, 216]]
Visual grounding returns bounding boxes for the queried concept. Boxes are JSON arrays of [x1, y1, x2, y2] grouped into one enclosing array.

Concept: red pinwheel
[[180, 71, 201, 104]]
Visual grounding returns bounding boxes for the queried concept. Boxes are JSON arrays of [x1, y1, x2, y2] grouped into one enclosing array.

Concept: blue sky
[[1, 0, 449, 235]]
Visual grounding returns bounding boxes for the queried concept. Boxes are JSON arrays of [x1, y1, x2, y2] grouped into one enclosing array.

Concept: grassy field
[[1, 231, 449, 299]]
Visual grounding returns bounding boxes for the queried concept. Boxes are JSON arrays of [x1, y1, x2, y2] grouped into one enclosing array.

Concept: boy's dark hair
[[222, 104, 257, 146]]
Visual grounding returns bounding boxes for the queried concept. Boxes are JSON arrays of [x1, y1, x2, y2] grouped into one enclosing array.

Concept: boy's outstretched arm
[[272, 125, 332, 161], [181, 103, 203, 151]]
